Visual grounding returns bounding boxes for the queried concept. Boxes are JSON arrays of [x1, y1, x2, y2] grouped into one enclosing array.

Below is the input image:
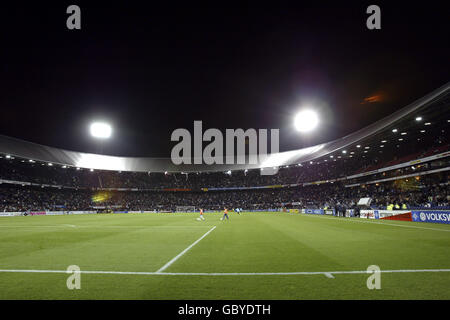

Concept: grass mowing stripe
[[156, 226, 217, 273]]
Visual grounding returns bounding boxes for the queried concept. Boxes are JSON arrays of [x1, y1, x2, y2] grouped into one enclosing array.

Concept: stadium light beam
[[90, 122, 112, 139], [294, 110, 319, 133]]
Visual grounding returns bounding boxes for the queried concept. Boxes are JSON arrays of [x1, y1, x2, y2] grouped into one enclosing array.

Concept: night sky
[[0, 2, 449, 157]]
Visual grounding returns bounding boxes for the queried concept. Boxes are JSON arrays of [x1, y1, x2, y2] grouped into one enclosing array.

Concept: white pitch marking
[[155, 225, 217, 273], [324, 272, 335, 278], [0, 268, 449, 276]]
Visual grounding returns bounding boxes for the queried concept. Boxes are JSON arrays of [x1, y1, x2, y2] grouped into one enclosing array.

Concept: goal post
[[175, 206, 196, 213]]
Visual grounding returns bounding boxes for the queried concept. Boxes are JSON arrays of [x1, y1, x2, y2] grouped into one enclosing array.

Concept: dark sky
[[0, 1, 449, 157]]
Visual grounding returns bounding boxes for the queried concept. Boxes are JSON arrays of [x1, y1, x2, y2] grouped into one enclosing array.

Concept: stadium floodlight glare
[[5, 155, 11, 159], [48, 163, 53, 166], [294, 110, 319, 132], [356, 145, 361, 148], [392, 129, 398, 133], [424, 122, 431, 126], [90, 122, 112, 139], [342, 150, 347, 154], [420, 130, 426, 133], [415, 116, 422, 121]]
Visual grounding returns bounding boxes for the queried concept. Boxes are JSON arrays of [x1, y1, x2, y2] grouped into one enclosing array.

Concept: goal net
[[175, 206, 196, 213]]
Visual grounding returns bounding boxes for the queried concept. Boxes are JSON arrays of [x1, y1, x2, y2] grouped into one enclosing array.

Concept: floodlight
[[90, 122, 112, 139], [294, 110, 319, 132]]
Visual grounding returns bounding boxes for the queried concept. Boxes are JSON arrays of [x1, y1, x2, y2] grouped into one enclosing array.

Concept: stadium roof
[[0, 82, 449, 173]]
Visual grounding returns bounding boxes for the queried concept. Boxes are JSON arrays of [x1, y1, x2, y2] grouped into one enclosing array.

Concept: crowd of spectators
[[1, 141, 448, 190], [1, 172, 447, 212]]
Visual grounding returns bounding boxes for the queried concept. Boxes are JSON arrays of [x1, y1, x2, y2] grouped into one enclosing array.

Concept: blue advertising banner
[[374, 210, 380, 219], [411, 210, 450, 224], [305, 209, 324, 215]]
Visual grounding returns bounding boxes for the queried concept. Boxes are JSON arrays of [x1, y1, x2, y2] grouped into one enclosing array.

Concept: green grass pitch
[[0, 212, 449, 299]]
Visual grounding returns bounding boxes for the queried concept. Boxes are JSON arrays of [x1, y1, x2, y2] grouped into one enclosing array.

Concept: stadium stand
[[0, 85, 449, 213]]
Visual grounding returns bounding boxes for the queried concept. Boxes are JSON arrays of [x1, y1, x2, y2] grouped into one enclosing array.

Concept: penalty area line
[[155, 225, 217, 273]]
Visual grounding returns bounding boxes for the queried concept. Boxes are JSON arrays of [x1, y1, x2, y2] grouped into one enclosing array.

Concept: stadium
[[0, 82, 449, 300], [1, 3, 449, 308]]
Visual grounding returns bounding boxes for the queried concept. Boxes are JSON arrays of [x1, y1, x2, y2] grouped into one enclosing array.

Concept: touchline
[[171, 121, 279, 165]]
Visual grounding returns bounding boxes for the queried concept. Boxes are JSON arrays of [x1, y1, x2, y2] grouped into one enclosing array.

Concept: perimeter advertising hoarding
[[0, 212, 22, 217], [411, 210, 450, 224], [360, 210, 450, 224], [305, 209, 324, 215], [29, 212, 46, 216]]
